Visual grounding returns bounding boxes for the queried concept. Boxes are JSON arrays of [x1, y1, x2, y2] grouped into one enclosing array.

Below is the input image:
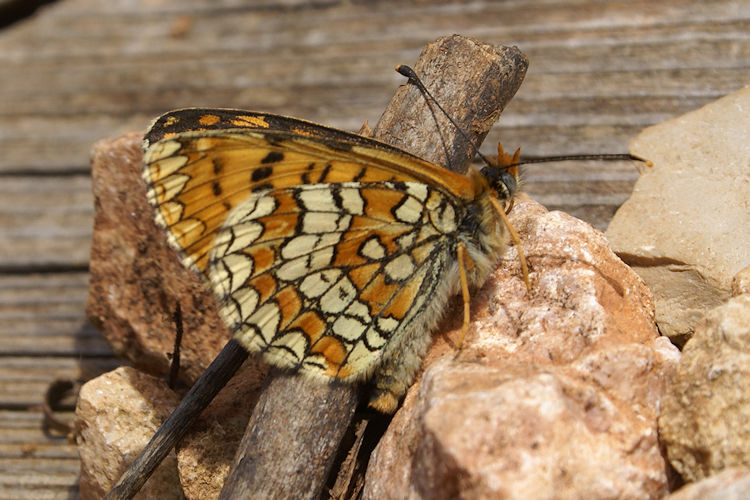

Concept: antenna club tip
[[396, 65, 417, 79]]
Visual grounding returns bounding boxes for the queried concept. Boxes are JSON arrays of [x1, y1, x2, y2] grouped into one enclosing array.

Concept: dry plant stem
[[219, 35, 527, 499]]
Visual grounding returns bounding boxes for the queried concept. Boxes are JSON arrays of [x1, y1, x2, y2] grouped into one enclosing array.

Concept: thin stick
[[104, 340, 248, 500], [168, 303, 183, 390]]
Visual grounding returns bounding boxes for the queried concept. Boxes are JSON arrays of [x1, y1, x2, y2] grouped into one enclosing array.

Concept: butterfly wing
[[142, 109, 492, 383], [208, 181, 463, 380], [143, 108, 478, 271]]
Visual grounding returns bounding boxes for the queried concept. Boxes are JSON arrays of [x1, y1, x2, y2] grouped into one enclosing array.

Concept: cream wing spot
[[335, 214, 352, 232], [272, 332, 308, 363], [376, 316, 399, 334], [332, 316, 367, 342], [301, 212, 336, 233], [394, 230, 417, 249], [246, 302, 281, 344], [209, 262, 231, 297], [384, 253, 416, 282], [345, 300, 371, 322], [393, 194, 423, 224], [225, 193, 277, 227], [416, 224, 439, 242], [223, 221, 265, 255], [309, 246, 335, 271], [297, 187, 337, 212], [359, 236, 386, 260], [300, 269, 342, 299], [223, 253, 254, 293], [365, 326, 388, 349], [276, 256, 309, 282], [301, 212, 351, 234], [158, 174, 191, 203], [405, 183, 429, 202], [424, 190, 443, 211], [145, 139, 183, 164], [339, 187, 365, 215], [281, 234, 319, 259], [320, 276, 356, 314], [430, 202, 458, 232], [233, 287, 260, 324]]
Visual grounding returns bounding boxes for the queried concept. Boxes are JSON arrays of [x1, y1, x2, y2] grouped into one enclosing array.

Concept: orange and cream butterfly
[[142, 102, 520, 413]]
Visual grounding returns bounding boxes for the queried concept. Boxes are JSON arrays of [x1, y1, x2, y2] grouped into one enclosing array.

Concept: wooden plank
[[0, 177, 93, 267], [0, 410, 80, 499], [1, 0, 747, 171], [0, 0, 748, 498], [0, 357, 118, 407], [0, 273, 110, 357]]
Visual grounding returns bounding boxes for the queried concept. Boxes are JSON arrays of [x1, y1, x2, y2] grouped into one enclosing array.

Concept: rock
[[606, 86, 750, 346], [75, 362, 266, 499], [86, 133, 235, 383], [665, 467, 750, 500], [176, 362, 266, 499], [75, 367, 182, 499], [658, 294, 750, 482], [731, 264, 750, 296], [364, 196, 679, 500]]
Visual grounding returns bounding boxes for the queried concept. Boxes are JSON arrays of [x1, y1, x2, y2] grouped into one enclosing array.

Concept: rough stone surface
[[75, 367, 182, 499], [606, 86, 750, 346], [659, 294, 750, 483], [177, 362, 266, 500], [86, 133, 240, 383], [731, 264, 750, 296], [665, 467, 750, 500], [363, 196, 680, 500]]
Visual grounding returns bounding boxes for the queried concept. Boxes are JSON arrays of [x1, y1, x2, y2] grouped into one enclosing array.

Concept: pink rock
[[87, 133, 243, 383], [665, 467, 750, 500], [364, 196, 679, 499]]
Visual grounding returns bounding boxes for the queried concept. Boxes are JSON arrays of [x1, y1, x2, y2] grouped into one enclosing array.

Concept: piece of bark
[[219, 35, 528, 499]]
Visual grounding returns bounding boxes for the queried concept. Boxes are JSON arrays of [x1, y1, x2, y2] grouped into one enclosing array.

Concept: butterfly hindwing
[[207, 180, 460, 379], [141, 108, 508, 411]]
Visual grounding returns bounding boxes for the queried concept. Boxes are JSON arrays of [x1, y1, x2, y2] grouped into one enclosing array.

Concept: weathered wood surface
[[1, 0, 748, 497]]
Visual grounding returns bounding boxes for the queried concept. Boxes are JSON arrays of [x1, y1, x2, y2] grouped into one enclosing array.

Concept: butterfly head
[[480, 143, 521, 213]]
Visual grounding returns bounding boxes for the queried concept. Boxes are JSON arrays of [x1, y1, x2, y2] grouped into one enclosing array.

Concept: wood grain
[[1, 0, 748, 497]]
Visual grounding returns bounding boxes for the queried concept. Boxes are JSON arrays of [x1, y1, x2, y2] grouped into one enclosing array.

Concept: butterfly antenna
[[508, 153, 651, 168], [396, 65, 496, 169], [397, 66, 652, 170]]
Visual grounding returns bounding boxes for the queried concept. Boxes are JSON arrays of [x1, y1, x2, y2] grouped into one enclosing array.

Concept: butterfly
[[141, 107, 521, 413]]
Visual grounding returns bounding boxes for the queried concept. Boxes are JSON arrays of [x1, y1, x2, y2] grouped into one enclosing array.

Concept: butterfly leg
[[489, 197, 531, 293]]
